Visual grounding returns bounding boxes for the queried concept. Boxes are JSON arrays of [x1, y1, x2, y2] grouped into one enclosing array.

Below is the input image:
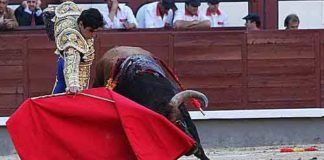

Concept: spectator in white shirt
[[205, 0, 228, 27], [103, 0, 137, 30], [137, 0, 177, 28], [173, 0, 210, 29]]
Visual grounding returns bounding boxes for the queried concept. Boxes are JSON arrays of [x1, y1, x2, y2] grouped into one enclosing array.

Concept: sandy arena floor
[[180, 144, 324, 160], [1, 144, 323, 160]]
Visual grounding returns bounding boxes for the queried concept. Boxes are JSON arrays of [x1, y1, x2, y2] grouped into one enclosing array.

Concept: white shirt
[[203, 8, 228, 27], [173, 6, 209, 25], [137, 2, 174, 28], [24, 7, 42, 16], [0, 15, 4, 23], [103, 4, 138, 29]]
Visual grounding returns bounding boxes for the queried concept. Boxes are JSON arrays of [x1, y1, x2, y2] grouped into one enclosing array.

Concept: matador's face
[[79, 21, 98, 39]]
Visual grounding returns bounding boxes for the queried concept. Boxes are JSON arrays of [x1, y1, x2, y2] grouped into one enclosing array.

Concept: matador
[[44, 1, 104, 94]]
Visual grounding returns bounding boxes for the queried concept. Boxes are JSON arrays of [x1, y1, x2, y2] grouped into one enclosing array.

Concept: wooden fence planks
[[0, 29, 324, 116]]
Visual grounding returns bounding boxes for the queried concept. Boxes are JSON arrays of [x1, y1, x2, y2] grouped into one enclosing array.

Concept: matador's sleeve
[[56, 28, 89, 91], [63, 47, 81, 90]]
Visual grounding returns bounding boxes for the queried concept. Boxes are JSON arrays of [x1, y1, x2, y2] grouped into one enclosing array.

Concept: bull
[[93, 46, 209, 160]]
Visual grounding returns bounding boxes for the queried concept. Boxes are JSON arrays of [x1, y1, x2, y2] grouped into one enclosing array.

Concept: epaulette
[[43, 6, 55, 13], [54, 17, 78, 38], [56, 28, 89, 54], [55, 1, 81, 18]]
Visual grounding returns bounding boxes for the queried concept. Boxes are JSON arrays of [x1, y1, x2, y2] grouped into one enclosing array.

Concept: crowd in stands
[[0, 0, 300, 31], [0, 0, 18, 29], [15, 0, 44, 26], [104, 0, 137, 29]]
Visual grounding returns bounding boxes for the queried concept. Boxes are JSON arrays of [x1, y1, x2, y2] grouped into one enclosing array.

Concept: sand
[[1, 144, 323, 160]]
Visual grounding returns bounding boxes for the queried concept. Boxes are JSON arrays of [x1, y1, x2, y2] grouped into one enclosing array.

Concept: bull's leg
[[179, 105, 210, 160], [194, 145, 209, 160]]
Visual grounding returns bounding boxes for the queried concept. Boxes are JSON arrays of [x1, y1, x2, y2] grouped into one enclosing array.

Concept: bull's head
[[168, 90, 208, 123], [167, 90, 208, 158]]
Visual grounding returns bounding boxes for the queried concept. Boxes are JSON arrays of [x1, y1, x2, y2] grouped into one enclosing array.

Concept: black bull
[[93, 46, 209, 160]]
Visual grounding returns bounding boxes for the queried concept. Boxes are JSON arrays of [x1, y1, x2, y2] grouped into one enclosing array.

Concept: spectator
[[15, 0, 44, 26], [0, 0, 18, 30], [204, 0, 228, 27], [137, 0, 177, 28], [103, 0, 137, 30], [284, 14, 299, 30], [173, 0, 210, 29], [242, 13, 260, 31]]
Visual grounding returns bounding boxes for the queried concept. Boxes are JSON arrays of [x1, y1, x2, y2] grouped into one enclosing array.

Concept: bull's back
[[103, 46, 152, 63], [93, 46, 152, 87]]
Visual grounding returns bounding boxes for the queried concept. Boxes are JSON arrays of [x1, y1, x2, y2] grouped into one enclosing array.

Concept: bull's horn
[[169, 90, 208, 108]]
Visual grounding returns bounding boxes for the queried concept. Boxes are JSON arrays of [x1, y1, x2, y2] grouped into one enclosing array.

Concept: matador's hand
[[66, 86, 81, 94]]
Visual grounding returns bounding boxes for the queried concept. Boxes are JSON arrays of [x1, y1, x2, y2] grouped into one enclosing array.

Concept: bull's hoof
[[185, 143, 198, 156], [194, 148, 210, 160], [185, 143, 210, 160]]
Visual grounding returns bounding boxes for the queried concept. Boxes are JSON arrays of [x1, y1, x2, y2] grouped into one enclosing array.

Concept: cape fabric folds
[[6, 87, 194, 160]]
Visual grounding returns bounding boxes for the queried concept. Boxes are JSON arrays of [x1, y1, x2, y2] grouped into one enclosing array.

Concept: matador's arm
[[56, 27, 91, 93], [63, 47, 81, 93]]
